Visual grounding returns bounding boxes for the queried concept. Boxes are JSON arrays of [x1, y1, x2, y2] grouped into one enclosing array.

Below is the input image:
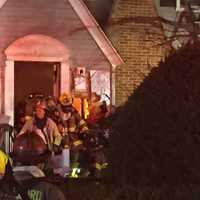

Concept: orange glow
[[73, 97, 82, 116], [83, 98, 89, 119]]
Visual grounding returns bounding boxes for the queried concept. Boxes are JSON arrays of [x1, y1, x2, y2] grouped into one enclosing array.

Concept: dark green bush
[[106, 184, 200, 200], [106, 41, 200, 186], [65, 42, 200, 200]]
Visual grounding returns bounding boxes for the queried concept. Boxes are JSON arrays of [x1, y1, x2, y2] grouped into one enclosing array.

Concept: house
[[0, 0, 123, 125], [89, 0, 200, 105], [2, 0, 196, 127]]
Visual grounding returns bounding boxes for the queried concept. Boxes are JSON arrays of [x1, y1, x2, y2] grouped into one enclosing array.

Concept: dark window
[[160, 0, 200, 7], [190, 0, 200, 6], [160, 0, 176, 7], [180, 0, 200, 6]]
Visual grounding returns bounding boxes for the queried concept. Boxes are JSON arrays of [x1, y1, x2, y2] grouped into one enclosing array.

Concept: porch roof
[[67, 0, 123, 69], [0, 0, 123, 70]]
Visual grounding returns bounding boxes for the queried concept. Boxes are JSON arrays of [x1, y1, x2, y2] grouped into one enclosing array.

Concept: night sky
[[0, 0, 114, 28], [83, 0, 114, 28]]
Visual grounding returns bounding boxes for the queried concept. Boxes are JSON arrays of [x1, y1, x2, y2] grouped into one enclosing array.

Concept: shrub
[[106, 41, 200, 186]]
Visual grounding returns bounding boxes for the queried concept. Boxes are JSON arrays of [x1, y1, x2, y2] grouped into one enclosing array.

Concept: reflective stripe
[[102, 163, 108, 169], [73, 140, 83, 146], [35, 129, 47, 144], [95, 162, 108, 170], [81, 126, 89, 131], [79, 119, 86, 126], [68, 126, 76, 132], [70, 168, 80, 178], [95, 163, 102, 171]]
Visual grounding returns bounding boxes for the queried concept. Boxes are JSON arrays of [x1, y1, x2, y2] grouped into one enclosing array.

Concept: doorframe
[[53, 63, 61, 98], [5, 60, 70, 126], [14, 61, 62, 110], [4, 34, 71, 125]]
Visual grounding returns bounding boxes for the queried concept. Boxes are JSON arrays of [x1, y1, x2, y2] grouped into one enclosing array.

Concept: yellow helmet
[[59, 93, 73, 105]]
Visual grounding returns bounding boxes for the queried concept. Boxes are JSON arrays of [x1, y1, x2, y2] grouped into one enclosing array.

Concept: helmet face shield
[[61, 105, 72, 113]]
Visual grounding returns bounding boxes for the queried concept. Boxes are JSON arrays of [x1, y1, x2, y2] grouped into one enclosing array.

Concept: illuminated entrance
[[14, 61, 60, 107], [4, 34, 70, 125]]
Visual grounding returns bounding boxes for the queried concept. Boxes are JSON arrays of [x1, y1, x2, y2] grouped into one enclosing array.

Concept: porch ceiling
[[0, 0, 123, 71]]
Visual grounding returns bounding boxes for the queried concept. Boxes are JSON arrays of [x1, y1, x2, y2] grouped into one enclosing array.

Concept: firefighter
[[58, 93, 89, 177], [15, 93, 45, 132], [45, 96, 60, 124], [87, 92, 108, 126], [83, 126, 109, 178], [17, 102, 62, 153], [0, 126, 66, 200], [0, 124, 12, 180], [0, 150, 11, 180]]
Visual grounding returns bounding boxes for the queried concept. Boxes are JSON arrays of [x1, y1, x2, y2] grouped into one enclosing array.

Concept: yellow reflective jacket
[[0, 150, 11, 175]]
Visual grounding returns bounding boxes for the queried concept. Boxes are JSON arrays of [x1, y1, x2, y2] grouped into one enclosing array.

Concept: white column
[[60, 61, 71, 94], [4, 60, 14, 154], [4, 60, 14, 126], [0, 66, 2, 113], [176, 0, 181, 11]]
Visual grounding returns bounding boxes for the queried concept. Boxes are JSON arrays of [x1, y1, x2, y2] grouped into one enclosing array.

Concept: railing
[[0, 124, 15, 154]]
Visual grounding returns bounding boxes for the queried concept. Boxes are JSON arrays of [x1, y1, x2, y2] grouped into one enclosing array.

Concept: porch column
[[60, 61, 71, 94], [4, 60, 14, 125], [0, 55, 6, 113], [0, 65, 3, 113]]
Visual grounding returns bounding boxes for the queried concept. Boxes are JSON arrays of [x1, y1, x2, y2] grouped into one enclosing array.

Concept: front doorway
[[14, 61, 60, 127], [14, 61, 60, 106]]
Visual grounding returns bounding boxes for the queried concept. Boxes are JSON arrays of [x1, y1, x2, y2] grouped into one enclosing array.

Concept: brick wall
[[106, 0, 170, 106]]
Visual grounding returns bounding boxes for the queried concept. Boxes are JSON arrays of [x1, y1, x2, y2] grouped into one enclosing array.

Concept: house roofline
[[67, 0, 124, 68], [0, 0, 124, 68], [0, 0, 7, 9]]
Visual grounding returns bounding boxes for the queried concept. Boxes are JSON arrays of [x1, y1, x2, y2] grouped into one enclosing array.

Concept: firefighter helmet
[[13, 132, 48, 163], [59, 93, 73, 106]]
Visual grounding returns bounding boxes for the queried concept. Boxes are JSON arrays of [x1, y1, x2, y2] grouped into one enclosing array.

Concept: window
[[160, 0, 176, 7], [190, 0, 200, 6], [160, 0, 200, 8]]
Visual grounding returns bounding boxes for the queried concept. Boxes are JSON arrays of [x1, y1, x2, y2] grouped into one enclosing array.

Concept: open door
[[14, 61, 60, 126]]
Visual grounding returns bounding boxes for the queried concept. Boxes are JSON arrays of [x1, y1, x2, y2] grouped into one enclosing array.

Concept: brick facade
[[106, 0, 170, 105]]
